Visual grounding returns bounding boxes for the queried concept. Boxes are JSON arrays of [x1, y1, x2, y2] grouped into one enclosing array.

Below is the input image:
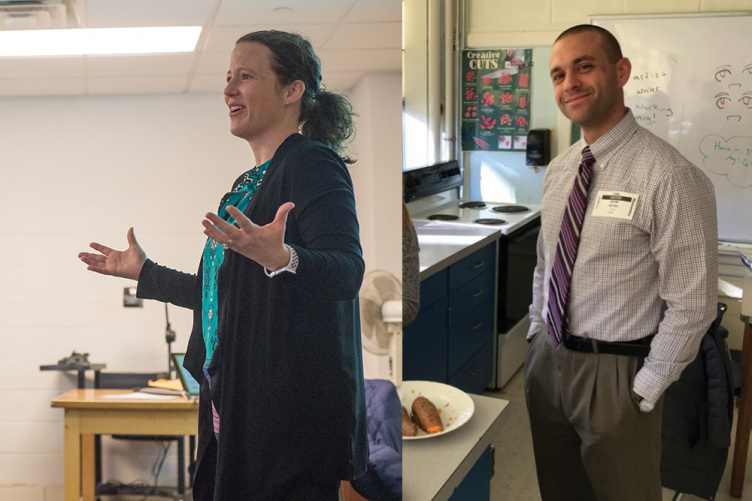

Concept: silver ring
[[222, 239, 232, 250]]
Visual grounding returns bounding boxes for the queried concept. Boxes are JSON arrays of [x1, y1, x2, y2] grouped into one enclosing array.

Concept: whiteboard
[[593, 13, 752, 243]]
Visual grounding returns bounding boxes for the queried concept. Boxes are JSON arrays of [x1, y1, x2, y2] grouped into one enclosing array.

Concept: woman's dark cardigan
[[137, 133, 368, 499]]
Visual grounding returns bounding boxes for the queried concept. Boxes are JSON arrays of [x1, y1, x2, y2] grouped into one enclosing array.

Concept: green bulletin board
[[461, 48, 533, 151]]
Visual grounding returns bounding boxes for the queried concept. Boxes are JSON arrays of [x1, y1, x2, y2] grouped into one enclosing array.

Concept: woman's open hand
[[78, 227, 147, 281], [202, 202, 294, 271]]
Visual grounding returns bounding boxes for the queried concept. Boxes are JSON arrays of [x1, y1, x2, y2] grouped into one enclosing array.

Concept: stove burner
[[491, 205, 529, 213], [459, 201, 487, 209], [474, 218, 507, 225], [428, 214, 460, 221]]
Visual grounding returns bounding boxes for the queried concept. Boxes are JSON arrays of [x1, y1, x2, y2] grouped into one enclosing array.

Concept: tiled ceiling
[[0, 0, 402, 97]]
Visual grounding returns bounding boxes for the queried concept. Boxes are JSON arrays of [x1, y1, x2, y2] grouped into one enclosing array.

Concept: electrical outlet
[[123, 287, 143, 307]]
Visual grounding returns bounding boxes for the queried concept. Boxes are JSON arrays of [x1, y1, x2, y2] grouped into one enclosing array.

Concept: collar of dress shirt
[[580, 109, 640, 171]]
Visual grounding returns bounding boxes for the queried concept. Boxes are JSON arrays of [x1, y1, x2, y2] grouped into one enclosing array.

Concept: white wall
[[347, 72, 403, 380], [0, 93, 242, 498], [0, 79, 401, 497]]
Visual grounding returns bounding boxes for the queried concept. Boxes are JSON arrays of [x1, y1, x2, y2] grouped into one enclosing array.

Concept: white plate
[[401, 380, 475, 440]]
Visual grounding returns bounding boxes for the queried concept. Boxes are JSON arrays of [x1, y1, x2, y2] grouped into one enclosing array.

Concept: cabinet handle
[[471, 261, 485, 270], [472, 289, 485, 298], [472, 321, 484, 330], [469, 365, 482, 377]]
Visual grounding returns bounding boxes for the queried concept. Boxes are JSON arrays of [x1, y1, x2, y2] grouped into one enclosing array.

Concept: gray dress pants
[[524, 327, 663, 501]]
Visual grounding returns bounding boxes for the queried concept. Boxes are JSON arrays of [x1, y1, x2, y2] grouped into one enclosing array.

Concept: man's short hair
[[554, 24, 623, 63]]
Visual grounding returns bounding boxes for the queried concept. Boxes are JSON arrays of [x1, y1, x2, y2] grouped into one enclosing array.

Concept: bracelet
[[264, 245, 298, 277]]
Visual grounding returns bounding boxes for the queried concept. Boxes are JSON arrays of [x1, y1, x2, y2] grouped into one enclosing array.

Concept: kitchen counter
[[719, 242, 752, 320], [403, 393, 509, 500], [413, 220, 502, 280], [719, 241, 752, 266]]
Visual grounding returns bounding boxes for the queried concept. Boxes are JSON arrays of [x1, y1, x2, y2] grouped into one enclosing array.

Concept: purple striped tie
[[546, 146, 595, 346]]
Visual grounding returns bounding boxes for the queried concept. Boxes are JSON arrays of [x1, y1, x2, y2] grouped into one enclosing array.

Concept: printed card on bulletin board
[[461, 48, 533, 152]]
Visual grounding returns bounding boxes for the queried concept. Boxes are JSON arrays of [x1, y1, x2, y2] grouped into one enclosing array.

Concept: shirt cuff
[[527, 320, 545, 340], [264, 244, 298, 278], [633, 365, 668, 412]]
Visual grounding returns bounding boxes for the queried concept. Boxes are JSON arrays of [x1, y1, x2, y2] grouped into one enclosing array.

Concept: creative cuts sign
[[461, 48, 532, 152]]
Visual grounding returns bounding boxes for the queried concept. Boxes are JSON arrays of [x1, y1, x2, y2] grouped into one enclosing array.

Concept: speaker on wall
[[526, 129, 551, 167]]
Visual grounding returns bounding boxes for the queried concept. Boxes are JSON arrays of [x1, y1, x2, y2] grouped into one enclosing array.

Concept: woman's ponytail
[[300, 89, 356, 164]]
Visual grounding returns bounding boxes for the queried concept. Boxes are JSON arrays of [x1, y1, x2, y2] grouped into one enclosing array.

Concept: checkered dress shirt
[[528, 110, 718, 406]]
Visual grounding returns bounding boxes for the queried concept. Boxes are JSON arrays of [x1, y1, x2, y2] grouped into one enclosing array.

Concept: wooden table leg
[[63, 410, 81, 501], [731, 322, 752, 498], [81, 434, 95, 501]]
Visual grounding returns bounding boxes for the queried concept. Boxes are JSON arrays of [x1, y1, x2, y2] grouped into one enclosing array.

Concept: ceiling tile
[[324, 22, 401, 49], [202, 27, 252, 54], [203, 24, 336, 53], [86, 54, 195, 78], [0, 57, 84, 79], [85, 0, 215, 28], [194, 50, 231, 76], [87, 75, 187, 95], [213, 0, 356, 26], [342, 0, 401, 23], [0, 0, 401, 97], [0, 78, 84, 96], [85, 54, 195, 77]]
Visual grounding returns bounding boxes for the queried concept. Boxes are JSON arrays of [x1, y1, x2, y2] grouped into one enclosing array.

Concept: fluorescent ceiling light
[[0, 26, 202, 57]]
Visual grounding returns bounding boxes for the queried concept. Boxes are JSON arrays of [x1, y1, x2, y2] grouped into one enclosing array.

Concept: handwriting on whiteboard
[[699, 135, 752, 188], [623, 57, 677, 143], [633, 103, 674, 127]]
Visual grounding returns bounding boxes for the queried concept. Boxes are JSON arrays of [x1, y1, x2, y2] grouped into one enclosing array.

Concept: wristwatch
[[264, 244, 299, 277]]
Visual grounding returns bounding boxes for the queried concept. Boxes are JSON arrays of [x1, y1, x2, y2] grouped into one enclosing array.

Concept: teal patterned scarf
[[201, 160, 270, 367]]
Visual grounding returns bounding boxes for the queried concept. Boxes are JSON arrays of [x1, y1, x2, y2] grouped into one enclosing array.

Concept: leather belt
[[563, 335, 653, 357]]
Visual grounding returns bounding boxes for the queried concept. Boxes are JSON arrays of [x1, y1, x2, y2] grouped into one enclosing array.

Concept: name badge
[[591, 191, 639, 220]]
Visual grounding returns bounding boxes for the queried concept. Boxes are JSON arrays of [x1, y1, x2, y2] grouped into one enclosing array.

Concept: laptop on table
[[171, 352, 201, 398]]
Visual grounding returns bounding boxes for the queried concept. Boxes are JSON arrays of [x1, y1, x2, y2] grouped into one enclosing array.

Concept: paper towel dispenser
[[526, 129, 551, 167]]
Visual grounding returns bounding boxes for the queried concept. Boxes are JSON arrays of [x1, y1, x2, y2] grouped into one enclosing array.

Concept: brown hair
[[237, 30, 356, 164], [554, 24, 623, 63]]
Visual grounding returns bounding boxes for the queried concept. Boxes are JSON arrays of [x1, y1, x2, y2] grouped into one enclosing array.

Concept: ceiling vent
[[0, 0, 83, 30]]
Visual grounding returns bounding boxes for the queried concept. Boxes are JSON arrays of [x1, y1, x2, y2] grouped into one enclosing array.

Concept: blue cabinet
[[448, 244, 495, 292], [449, 340, 494, 394], [448, 446, 493, 501], [404, 242, 497, 393], [403, 297, 448, 383], [447, 302, 493, 375], [448, 268, 495, 326]]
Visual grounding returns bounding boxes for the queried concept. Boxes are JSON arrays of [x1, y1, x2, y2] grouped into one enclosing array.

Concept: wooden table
[[51, 389, 199, 501], [731, 321, 752, 498]]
